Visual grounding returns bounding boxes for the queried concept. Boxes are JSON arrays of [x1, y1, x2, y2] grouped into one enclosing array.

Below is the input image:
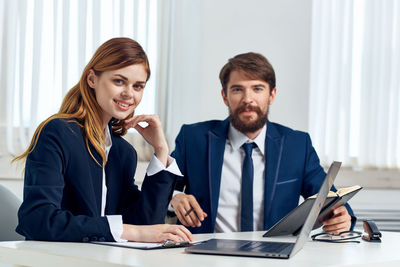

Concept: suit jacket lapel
[[208, 119, 229, 231], [264, 121, 285, 229], [87, 141, 104, 216], [104, 137, 121, 215]]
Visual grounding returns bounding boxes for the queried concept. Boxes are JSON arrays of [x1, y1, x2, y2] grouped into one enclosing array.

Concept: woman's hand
[[124, 115, 169, 166], [121, 224, 194, 243]]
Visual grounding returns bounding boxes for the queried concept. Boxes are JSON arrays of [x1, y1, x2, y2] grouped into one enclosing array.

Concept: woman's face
[[87, 64, 148, 128]]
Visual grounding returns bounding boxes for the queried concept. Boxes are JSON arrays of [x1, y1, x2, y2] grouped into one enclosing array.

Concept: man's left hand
[[322, 205, 351, 233]]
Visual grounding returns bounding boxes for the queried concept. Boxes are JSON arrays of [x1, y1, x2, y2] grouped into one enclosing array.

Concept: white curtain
[[0, 0, 158, 157], [309, 0, 400, 169], [155, 0, 176, 147]]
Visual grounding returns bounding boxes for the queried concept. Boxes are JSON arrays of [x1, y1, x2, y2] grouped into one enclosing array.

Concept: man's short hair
[[219, 52, 276, 94]]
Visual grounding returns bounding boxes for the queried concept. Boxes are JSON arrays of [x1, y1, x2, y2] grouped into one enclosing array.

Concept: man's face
[[222, 70, 276, 134]]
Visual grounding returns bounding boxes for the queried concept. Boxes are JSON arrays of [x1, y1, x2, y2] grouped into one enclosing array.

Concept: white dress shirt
[[214, 124, 266, 232], [103, 125, 182, 242], [171, 124, 267, 233]]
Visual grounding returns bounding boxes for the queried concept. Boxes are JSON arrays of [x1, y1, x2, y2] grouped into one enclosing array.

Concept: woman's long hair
[[13, 37, 150, 166]]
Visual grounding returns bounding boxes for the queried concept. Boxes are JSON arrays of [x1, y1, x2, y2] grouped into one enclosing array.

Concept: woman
[[14, 37, 192, 243]]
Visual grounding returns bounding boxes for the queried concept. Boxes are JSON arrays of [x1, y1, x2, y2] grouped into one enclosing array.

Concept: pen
[[185, 207, 194, 216]]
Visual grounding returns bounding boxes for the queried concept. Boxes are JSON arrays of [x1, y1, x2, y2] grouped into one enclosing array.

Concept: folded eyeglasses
[[311, 230, 362, 243]]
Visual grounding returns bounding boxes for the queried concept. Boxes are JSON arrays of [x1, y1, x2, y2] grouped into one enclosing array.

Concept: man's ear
[[269, 87, 277, 105], [221, 89, 229, 107], [87, 69, 97, 88]]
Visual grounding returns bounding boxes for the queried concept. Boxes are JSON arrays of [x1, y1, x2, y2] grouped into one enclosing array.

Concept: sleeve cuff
[[146, 155, 183, 176], [106, 215, 127, 242], [350, 215, 357, 231]]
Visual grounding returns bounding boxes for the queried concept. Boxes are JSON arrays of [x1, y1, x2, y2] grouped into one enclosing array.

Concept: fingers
[[171, 225, 194, 242], [323, 224, 348, 234], [322, 205, 351, 233], [177, 199, 200, 227], [323, 220, 350, 233], [172, 194, 190, 226], [161, 233, 181, 242], [122, 224, 194, 243], [173, 194, 206, 227], [124, 114, 161, 130], [158, 225, 194, 243], [176, 202, 192, 226]]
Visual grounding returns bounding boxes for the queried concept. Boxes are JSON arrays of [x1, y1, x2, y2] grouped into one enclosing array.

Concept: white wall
[[167, 0, 312, 147]]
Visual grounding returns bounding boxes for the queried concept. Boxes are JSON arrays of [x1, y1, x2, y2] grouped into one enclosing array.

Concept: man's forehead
[[228, 70, 268, 86]]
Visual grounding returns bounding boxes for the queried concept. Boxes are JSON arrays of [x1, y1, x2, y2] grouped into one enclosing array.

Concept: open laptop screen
[[291, 161, 341, 256]]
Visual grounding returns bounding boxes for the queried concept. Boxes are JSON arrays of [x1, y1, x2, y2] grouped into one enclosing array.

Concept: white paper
[[93, 239, 207, 250]]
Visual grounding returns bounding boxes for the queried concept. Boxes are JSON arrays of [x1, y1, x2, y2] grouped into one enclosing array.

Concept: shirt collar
[[104, 125, 113, 159], [228, 124, 266, 156]]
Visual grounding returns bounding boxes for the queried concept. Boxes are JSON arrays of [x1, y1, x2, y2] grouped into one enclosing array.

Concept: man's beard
[[229, 104, 268, 134]]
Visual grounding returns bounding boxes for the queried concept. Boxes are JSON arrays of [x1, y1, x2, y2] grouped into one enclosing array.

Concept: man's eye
[[232, 88, 242, 92], [255, 87, 264, 91]]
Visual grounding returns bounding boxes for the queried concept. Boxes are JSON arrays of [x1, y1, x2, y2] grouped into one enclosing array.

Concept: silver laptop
[[185, 161, 341, 259]]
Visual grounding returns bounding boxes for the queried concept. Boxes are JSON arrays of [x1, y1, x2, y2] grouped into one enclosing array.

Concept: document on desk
[[93, 239, 206, 250]]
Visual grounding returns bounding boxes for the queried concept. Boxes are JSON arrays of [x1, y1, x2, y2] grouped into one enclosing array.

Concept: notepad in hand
[[264, 185, 362, 237], [309, 185, 362, 199]]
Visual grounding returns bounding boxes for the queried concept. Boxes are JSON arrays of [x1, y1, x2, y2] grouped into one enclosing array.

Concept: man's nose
[[242, 89, 254, 104]]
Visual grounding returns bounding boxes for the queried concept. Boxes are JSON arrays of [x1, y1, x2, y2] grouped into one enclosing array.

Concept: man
[[170, 52, 355, 234]]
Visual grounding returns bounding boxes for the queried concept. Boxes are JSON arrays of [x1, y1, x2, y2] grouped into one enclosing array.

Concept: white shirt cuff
[[146, 155, 183, 176], [168, 190, 185, 212], [106, 215, 127, 242]]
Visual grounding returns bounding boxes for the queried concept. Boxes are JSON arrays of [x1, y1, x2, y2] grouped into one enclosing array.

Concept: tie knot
[[242, 142, 256, 156]]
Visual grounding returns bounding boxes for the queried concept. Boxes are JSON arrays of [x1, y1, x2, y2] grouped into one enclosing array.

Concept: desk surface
[[1, 231, 399, 267]]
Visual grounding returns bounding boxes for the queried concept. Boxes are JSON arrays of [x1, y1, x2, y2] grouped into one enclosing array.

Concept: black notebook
[[263, 185, 362, 237]]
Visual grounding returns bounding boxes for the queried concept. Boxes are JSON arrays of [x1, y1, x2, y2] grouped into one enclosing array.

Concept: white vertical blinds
[[0, 0, 158, 156], [309, 0, 400, 169]]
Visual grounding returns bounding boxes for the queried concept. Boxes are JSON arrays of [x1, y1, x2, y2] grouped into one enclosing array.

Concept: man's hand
[[322, 205, 351, 233], [171, 193, 207, 227]]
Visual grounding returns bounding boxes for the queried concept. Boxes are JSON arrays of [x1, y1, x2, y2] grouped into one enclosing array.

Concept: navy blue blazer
[[16, 119, 175, 242], [172, 119, 354, 233]]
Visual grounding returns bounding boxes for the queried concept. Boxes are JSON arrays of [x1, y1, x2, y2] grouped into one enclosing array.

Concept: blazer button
[[82, 237, 90, 242], [99, 237, 106, 242]]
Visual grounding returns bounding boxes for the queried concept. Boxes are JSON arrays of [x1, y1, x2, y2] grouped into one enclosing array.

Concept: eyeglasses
[[311, 231, 362, 243]]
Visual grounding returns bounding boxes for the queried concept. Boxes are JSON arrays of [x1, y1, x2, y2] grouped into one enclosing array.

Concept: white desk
[[0, 231, 399, 267]]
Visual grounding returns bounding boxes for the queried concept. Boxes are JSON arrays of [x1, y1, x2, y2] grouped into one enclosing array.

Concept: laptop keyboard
[[239, 241, 291, 252]]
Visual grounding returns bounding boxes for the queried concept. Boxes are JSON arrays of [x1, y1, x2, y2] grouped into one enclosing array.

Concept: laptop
[[185, 161, 341, 259]]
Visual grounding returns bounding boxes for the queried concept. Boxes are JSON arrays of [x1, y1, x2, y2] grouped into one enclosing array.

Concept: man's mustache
[[236, 104, 262, 114]]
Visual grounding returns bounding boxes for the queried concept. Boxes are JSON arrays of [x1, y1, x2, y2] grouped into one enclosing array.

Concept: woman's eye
[[133, 84, 144, 91], [114, 79, 124, 85]]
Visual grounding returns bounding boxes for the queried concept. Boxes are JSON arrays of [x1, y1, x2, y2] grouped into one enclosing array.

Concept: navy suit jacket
[[172, 119, 354, 234], [16, 118, 175, 242]]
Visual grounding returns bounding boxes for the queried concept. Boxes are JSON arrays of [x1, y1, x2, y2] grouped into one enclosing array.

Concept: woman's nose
[[121, 86, 133, 98]]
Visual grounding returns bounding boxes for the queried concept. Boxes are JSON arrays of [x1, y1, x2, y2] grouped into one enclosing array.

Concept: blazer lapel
[[88, 141, 104, 216], [104, 140, 121, 215], [208, 119, 229, 230], [264, 121, 285, 229]]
